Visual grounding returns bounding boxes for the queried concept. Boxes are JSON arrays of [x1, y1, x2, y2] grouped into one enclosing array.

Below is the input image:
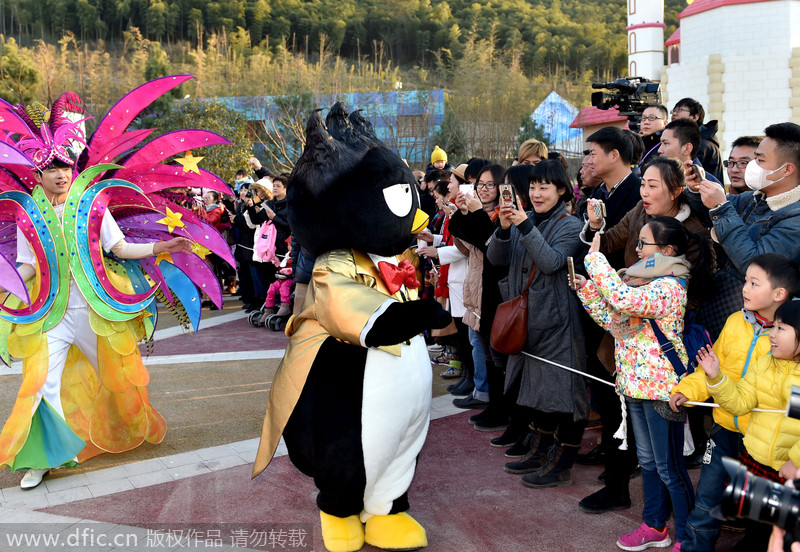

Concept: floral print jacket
[[578, 252, 688, 400]]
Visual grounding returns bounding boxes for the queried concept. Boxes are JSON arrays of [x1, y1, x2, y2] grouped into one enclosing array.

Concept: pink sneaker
[[670, 543, 681, 552], [616, 523, 672, 551]]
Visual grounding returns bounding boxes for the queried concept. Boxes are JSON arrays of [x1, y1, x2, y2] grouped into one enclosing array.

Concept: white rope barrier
[[441, 270, 784, 416], [519, 350, 784, 414]]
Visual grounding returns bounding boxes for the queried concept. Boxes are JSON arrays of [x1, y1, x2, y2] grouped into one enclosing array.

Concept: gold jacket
[[252, 248, 418, 477]]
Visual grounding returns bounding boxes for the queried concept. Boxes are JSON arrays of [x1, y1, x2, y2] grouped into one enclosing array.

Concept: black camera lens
[[245, 192, 252, 198], [717, 457, 800, 533]]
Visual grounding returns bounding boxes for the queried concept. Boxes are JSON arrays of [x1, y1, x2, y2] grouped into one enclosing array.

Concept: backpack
[[648, 310, 713, 378], [253, 220, 278, 265]]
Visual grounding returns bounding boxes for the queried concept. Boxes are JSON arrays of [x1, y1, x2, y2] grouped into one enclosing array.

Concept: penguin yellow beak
[[411, 209, 429, 234]]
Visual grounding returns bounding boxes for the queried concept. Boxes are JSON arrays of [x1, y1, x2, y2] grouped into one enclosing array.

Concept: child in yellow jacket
[[669, 253, 800, 552], [698, 299, 800, 551]]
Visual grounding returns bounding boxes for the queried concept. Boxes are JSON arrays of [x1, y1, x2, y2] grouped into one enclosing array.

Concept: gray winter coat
[[486, 203, 589, 421]]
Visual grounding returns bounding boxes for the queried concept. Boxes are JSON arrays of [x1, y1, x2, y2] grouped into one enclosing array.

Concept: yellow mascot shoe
[[364, 512, 427, 550], [319, 511, 364, 552]]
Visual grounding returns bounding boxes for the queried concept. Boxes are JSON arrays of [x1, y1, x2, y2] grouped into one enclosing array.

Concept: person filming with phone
[[485, 160, 588, 489]]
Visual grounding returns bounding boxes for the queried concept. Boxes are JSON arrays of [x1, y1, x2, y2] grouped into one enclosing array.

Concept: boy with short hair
[[669, 253, 800, 552]]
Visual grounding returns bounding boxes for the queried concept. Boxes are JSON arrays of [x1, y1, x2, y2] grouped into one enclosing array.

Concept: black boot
[[490, 418, 529, 448], [578, 445, 633, 514], [505, 427, 537, 458], [521, 442, 580, 488], [447, 370, 467, 392], [450, 362, 474, 396], [503, 430, 555, 474]]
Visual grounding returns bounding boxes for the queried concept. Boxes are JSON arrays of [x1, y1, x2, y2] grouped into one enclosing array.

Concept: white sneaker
[[427, 343, 444, 353], [20, 468, 49, 489]]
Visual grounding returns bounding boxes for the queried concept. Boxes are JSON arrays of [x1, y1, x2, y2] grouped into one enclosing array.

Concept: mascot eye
[[382, 183, 413, 217]]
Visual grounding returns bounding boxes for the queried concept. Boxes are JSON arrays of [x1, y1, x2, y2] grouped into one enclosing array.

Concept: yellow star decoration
[[156, 207, 185, 233], [192, 242, 212, 259], [175, 151, 204, 174], [155, 251, 174, 265]]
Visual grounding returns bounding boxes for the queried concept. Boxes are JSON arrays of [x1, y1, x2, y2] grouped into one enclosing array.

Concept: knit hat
[[430, 145, 447, 165]]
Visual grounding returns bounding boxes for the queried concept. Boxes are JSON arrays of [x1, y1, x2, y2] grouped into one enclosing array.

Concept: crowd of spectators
[[413, 103, 800, 552], [187, 98, 800, 551]]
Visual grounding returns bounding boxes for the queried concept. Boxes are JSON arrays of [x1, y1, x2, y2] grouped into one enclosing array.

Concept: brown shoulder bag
[[490, 214, 568, 355]]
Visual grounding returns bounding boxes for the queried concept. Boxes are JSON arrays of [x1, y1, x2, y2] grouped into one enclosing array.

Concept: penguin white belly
[[359, 334, 432, 521]]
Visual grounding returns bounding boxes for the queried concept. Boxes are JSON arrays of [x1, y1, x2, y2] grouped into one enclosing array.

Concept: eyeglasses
[[476, 181, 496, 189], [723, 160, 750, 170], [671, 107, 692, 115], [636, 239, 665, 250], [641, 115, 663, 122]]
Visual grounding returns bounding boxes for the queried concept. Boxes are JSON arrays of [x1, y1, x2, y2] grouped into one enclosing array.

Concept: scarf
[[620, 253, 691, 288], [533, 200, 563, 226]]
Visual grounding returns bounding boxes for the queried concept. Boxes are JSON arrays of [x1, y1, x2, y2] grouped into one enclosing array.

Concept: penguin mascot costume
[[252, 102, 452, 552]]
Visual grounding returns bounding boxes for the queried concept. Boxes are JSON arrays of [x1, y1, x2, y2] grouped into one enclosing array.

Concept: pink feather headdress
[[10, 92, 89, 171]]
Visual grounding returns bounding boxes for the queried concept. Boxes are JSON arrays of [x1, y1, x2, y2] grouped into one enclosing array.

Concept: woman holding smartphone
[[581, 157, 712, 275], [486, 159, 587, 487], [449, 162, 510, 430]]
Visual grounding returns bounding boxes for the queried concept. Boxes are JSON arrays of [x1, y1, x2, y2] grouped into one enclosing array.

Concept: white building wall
[[664, 0, 799, 160]]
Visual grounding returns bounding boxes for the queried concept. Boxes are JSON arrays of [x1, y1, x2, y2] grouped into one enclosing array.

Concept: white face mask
[[745, 159, 787, 191]]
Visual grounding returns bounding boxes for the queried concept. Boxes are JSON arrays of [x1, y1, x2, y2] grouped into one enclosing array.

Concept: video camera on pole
[[590, 76, 661, 134]]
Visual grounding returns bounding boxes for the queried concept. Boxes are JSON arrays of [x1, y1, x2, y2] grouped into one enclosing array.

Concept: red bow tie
[[378, 259, 420, 295]]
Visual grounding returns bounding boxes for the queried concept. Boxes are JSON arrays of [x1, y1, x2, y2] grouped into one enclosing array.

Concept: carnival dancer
[[0, 76, 234, 488]]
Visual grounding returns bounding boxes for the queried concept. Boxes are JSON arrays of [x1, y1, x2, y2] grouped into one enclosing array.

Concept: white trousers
[[34, 307, 98, 418]]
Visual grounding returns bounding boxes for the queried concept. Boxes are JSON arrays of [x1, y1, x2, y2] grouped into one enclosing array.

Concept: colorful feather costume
[[0, 75, 234, 470]]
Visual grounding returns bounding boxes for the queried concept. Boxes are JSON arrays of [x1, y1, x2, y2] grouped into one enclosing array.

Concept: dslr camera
[[714, 386, 800, 545], [716, 457, 800, 536], [591, 76, 661, 134]]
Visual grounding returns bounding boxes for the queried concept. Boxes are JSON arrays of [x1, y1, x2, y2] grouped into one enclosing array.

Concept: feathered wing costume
[[0, 75, 234, 470]]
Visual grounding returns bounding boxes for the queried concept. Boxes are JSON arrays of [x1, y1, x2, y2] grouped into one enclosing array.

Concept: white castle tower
[[627, 0, 665, 80]]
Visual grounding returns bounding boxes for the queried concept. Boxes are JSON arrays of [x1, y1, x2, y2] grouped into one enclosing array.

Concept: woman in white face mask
[[685, 123, 800, 342]]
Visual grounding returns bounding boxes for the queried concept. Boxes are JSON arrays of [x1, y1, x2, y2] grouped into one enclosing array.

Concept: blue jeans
[[682, 423, 744, 552], [627, 400, 696, 542], [469, 328, 488, 399]]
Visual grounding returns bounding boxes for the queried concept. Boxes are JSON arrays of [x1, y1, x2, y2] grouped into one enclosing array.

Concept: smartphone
[[498, 184, 517, 208], [459, 183, 474, 198], [593, 201, 606, 219], [567, 257, 577, 290]]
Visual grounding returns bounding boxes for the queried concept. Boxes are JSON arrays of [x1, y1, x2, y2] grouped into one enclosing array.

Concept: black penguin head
[[288, 102, 428, 257]]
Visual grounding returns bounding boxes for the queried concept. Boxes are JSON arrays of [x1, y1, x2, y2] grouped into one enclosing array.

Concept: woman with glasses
[[449, 163, 511, 431]]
